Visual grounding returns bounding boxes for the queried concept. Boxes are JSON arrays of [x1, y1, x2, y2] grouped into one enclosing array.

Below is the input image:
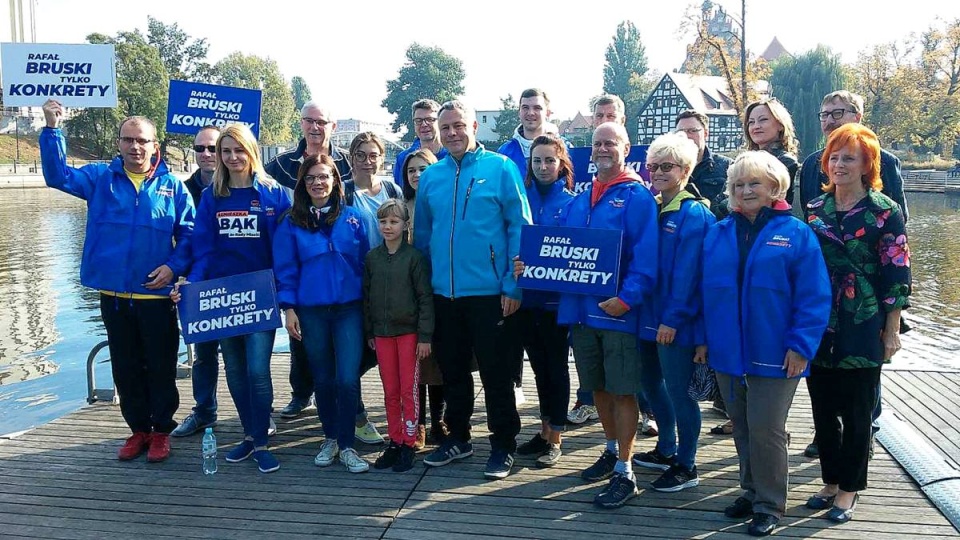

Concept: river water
[[0, 188, 958, 435]]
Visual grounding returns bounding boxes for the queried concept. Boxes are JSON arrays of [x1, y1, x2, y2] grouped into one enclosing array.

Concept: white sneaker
[[514, 386, 526, 406], [339, 448, 370, 473], [267, 417, 277, 437], [567, 404, 599, 424], [640, 413, 659, 437], [314, 439, 339, 467]]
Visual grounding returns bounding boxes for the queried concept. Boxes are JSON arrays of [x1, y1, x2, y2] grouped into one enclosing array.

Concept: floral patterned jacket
[[806, 190, 911, 369]]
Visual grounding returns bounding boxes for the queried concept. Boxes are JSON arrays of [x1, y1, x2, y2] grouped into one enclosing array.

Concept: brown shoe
[[147, 432, 171, 462], [118, 432, 151, 461], [414, 425, 426, 450], [427, 420, 449, 445]]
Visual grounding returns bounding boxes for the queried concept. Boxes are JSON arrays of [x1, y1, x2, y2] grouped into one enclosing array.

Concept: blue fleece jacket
[[556, 173, 659, 337], [413, 144, 532, 300], [272, 205, 369, 309], [188, 177, 291, 282], [702, 212, 831, 379], [655, 192, 715, 346], [522, 179, 575, 310], [40, 127, 194, 295]]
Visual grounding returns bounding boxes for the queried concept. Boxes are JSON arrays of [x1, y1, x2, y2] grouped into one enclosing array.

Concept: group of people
[[38, 84, 910, 537]]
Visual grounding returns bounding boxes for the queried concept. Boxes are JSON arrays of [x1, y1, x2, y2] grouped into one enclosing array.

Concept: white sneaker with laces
[[314, 439, 339, 467], [568, 404, 599, 424], [340, 448, 370, 473]]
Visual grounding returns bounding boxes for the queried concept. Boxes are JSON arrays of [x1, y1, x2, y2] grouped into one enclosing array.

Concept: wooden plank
[[882, 373, 960, 465]]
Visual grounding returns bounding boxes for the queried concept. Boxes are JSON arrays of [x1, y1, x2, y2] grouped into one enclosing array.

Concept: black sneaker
[[594, 473, 638, 508], [581, 449, 618, 482], [804, 439, 820, 459], [724, 496, 754, 519], [651, 464, 700, 492], [423, 440, 474, 467], [483, 449, 515, 479], [392, 444, 416, 472], [279, 397, 312, 419], [374, 442, 401, 469], [632, 448, 675, 471], [516, 433, 549, 456]]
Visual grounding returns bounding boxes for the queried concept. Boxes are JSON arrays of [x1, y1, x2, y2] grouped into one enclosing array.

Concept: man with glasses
[[675, 109, 732, 219], [39, 98, 194, 463], [797, 90, 908, 461], [265, 101, 352, 420], [392, 99, 447, 189]]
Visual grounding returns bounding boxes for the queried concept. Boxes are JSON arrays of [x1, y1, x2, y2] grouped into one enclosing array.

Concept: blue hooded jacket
[[413, 144, 532, 300], [40, 127, 194, 295], [654, 192, 715, 346], [522, 179, 575, 310], [272, 205, 369, 309], [188, 175, 291, 282], [702, 211, 831, 379], [556, 173, 659, 337]]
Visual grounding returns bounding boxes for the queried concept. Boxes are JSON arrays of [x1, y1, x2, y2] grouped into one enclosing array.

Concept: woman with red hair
[[804, 123, 911, 523]]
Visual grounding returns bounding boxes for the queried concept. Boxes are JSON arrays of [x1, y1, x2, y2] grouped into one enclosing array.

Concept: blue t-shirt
[[351, 180, 400, 248], [196, 187, 279, 280]]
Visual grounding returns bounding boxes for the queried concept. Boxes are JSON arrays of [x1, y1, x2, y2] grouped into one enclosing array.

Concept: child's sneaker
[[393, 445, 416, 472], [374, 442, 402, 470], [340, 447, 370, 473]]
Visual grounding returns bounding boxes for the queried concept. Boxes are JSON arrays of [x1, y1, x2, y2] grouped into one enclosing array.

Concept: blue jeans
[[657, 343, 702, 469], [220, 330, 276, 447], [637, 340, 677, 457], [190, 340, 220, 421], [298, 303, 364, 449]]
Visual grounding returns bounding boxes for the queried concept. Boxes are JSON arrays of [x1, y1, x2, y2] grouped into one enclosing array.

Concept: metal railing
[[86, 334, 196, 405]]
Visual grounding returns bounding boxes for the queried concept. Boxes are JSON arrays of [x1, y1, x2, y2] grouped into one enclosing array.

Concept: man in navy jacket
[[392, 99, 447, 189]]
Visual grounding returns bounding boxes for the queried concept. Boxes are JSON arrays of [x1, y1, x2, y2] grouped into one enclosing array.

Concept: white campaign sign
[[0, 43, 117, 107]]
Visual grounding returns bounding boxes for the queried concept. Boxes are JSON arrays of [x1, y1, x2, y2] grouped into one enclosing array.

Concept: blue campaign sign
[[177, 270, 281, 344], [569, 145, 650, 194], [166, 80, 263, 138], [518, 225, 623, 297]]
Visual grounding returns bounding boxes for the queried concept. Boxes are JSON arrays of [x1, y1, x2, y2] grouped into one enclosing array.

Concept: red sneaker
[[147, 432, 171, 463], [118, 432, 151, 461]]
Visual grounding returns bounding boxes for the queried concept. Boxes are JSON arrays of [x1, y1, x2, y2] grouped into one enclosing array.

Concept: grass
[[0, 134, 184, 169]]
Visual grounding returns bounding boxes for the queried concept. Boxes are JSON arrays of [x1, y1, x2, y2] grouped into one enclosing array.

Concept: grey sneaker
[[536, 444, 562, 468], [340, 448, 370, 473], [314, 439, 339, 467], [171, 413, 216, 437]]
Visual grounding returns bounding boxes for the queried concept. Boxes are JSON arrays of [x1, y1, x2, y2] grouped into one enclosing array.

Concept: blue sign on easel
[[517, 224, 623, 297], [177, 270, 281, 344]]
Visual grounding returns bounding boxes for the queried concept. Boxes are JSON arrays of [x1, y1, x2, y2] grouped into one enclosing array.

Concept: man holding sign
[[39, 99, 194, 463]]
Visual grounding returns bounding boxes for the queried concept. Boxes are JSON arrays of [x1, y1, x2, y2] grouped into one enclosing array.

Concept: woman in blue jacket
[[273, 154, 371, 474], [702, 151, 831, 537], [633, 132, 715, 493], [513, 135, 575, 467], [173, 124, 290, 473]]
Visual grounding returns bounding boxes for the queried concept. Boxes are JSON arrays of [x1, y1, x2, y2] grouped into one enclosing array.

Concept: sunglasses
[[193, 145, 217, 153], [645, 162, 680, 173]]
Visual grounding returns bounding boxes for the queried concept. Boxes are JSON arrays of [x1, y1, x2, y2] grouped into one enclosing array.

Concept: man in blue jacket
[[497, 88, 555, 177], [39, 99, 194, 463], [414, 100, 533, 480], [392, 99, 447, 189]]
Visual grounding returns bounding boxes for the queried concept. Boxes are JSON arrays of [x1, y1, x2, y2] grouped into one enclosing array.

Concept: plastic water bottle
[[202, 427, 217, 475]]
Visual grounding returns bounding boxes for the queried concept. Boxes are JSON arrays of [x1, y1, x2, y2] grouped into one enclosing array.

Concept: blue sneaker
[[225, 440, 255, 463], [582, 449, 618, 482], [253, 449, 280, 473], [483, 449, 515, 479], [594, 473, 639, 508], [171, 413, 216, 438], [423, 440, 474, 467]]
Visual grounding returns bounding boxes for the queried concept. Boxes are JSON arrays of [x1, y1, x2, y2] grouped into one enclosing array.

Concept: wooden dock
[[1, 356, 958, 539]]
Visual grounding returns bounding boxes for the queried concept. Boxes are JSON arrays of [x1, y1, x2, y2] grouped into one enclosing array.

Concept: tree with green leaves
[[603, 21, 650, 143], [382, 43, 465, 141], [212, 53, 296, 146], [66, 31, 168, 159], [492, 94, 518, 146], [289, 76, 312, 135], [770, 45, 847, 157]]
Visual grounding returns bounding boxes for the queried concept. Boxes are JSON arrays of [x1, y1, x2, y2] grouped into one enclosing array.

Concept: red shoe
[[118, 432, 151, 461], [147, 432, 171, 463]]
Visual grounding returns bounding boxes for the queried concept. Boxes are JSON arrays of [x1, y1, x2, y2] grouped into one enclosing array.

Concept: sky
[[32, 0, 960, 127]]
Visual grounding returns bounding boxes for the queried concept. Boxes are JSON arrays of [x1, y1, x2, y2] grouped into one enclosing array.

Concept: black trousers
[[503, 312, 524, 387], [808, 364, 882, 492], [517, 308, 570, 431], [288, 337, 314, 401], [100, 295, 180, 434], [433, 295, 520, 452]]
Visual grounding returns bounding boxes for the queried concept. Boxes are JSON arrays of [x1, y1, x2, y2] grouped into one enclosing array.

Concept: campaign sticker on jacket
[[569, 146, 651, 194], [518, 224, 623, 297], [166, 80, 262, 138], [177, 270, 281, 344], [217, 210, 260, 238], [1, 43, 117, 107]]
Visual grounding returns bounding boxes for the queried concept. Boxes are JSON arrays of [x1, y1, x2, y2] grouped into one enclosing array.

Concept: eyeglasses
[[193, 145, 216, 153], [676, 127, 703, 134], [645, 162, 680, 173], [119, 136, 154, 146], [302, 117, 330, 127], [353, 151, 382, 162], [818, 109, 853, 121], [413, 117, 437, 126], [303, 174, 332, 184]]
